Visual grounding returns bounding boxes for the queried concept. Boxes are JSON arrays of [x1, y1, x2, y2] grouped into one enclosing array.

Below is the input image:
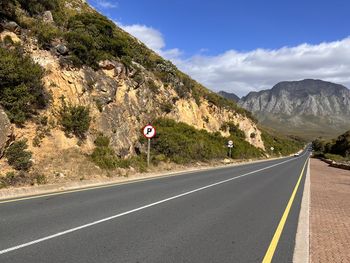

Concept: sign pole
[[228, 140, 233, 158], [143, 124, 156, 168], [147, 138, 151, 167]]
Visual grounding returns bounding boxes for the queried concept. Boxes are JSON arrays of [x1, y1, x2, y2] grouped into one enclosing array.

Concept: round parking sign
[[143, 124, 156, 139]]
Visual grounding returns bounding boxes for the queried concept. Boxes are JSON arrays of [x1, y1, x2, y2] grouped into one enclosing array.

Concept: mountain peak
[[239, 79, 350, 138], [218, 91, 240, 102]]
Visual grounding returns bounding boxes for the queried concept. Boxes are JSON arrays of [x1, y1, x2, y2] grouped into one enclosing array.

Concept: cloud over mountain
[[120, 23, 350, 96]]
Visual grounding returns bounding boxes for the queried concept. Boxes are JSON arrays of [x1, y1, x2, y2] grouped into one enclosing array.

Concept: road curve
[[0, 151, 309, 263]]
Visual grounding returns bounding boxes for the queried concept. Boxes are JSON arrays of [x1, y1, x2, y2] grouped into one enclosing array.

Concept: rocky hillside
[[0, 0, 285, 184], [239, 79, 350, 138]]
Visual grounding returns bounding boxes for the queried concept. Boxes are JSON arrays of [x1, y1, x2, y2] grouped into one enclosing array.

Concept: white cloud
[[93, 0, 118, 9], [117, 22, 350, 97], [118, 23, 182, 60], [120, 24, 165, 51], [176, 38, 350, 97]]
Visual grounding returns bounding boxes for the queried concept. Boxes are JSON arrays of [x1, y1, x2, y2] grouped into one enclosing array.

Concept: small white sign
[[228, 140, 233, 146], [270, 147, 274, 151], [143, 125, 156, 139]]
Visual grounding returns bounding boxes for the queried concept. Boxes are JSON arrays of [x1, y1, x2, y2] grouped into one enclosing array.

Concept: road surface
[[0, 150, 309, 262]]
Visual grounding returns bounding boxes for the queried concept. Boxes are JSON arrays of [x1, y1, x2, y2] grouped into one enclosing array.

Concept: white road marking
[[0, 153, 307, 255]]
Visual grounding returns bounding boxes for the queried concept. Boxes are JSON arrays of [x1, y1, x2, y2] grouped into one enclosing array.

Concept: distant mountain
[[239, 79, 350, 138], [218, 91, 240, 102]]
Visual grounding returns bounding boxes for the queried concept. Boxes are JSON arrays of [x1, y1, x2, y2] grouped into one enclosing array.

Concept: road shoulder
[[293, 159, 310, 263], [310, 158, 350, 262], [0, 156, 286, 202]]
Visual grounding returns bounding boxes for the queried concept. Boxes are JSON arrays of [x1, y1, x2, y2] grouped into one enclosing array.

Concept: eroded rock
[[0, 108, 13, 158], [98, 60, 116, 70], [3, 21, 20, 33], [55, 44, 68, 55], [42, 11, 54, 23]]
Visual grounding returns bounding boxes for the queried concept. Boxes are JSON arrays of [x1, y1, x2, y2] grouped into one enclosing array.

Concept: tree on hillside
[[331, 131, 350, 157]]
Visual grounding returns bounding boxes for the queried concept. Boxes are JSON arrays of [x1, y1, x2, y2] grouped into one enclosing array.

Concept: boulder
[[3, 21, 20, 33], [0, 108, 13, 158], [98, 60, 116, 70], [55, 44, 69, 55], [42, 11, 54, 23]]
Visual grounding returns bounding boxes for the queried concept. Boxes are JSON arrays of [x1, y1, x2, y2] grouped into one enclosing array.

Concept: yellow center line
[[262, 157, 309, 263]]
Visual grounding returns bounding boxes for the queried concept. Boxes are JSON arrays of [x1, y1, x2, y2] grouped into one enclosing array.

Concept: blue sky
[[88, 0, 350, 96]]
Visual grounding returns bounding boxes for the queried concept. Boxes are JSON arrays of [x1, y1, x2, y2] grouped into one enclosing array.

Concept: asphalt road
[[0, 151, 309, 263]]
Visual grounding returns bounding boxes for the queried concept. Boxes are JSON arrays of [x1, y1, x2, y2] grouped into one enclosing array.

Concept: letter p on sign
[[143, 125, 156, 139]]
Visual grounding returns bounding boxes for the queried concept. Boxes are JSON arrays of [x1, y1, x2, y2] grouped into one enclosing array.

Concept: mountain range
[[220, 79, 350, 138]]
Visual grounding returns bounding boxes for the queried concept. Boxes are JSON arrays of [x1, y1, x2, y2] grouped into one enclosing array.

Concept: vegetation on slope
[[260, 128, 304, 156], [313, 131, 350, 161], [0, 45, 47, 125], [149, 118, 263, 164], [0, 0, 253, 119], [59, 98, 91, 139], [5, 139, 32, 171]]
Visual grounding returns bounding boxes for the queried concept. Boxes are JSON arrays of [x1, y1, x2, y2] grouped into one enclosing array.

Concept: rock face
[[42, 11, 54, 23], [2, 21, 20, 33], [28, 47, 265, 157], [239, 79, 350, 137], [0, 108, 13, 157], [55, 44, 68, 55], [218, 91, 240, 102]]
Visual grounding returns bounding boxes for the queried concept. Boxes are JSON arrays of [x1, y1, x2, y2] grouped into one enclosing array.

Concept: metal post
[[229, 147, 232, 158], [147, 138, 151, 167]]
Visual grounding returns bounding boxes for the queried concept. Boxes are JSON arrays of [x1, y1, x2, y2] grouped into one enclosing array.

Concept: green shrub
[[221, 122, 246, 138], [160, 102, 173, 113], [59, 100, 90, 139], [91, 134, 131, 170], [5, 140, 32, 171], [261, 130, 303, 156], [147, 79, 159, 93], [0, 1, 17, 20], [91, 146, 118, 170], [324, 153, 350, 162], [0, 46, 47, 125], [0, 172, 29, 188], [33, 173, 47, 184], [331, 131, 350, 157], [150, 118, 262, 164], [17, 0, 59, 16], [312, 138, 326, 152], [64, 13, 128, 68], [32, 22, 62, 49]]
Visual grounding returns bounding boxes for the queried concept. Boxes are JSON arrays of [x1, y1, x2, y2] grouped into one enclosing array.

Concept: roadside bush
[[331, 131, 350, 157], [59, 100, 90, 139], [0, 46, 47, 125], [150, 118, 262, 164], [91, 135, 117, 169], [91, 134, 131, 170], [0, 172, 24, 188], [5, 140, 32, 171], [312, 138, 326, 152], [313, 130, 350, 159], [261, 130, 303, 156]]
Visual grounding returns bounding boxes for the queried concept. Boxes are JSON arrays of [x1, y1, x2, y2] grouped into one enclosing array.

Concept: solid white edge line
[[0, 153, 307, 256], [293, 158, 310, 263]]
